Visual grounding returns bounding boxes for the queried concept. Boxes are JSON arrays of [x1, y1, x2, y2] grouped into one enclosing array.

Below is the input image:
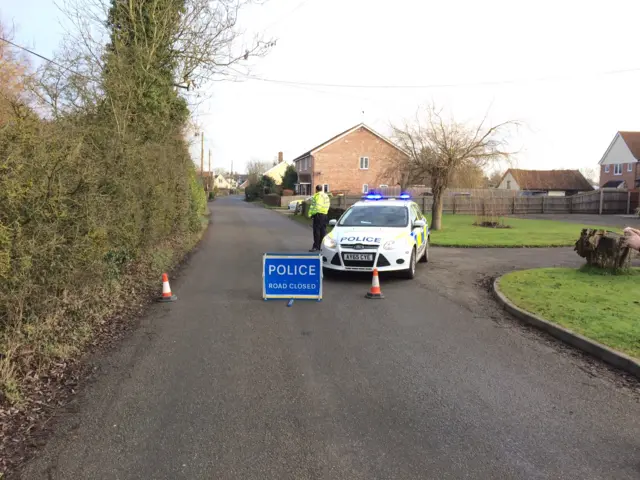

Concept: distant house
[[292, 123, 408, 195], [213, 174, 232, 189], [497, 169, 593, 197], [238, 153, 290, 189], [263, 157, 290, 185], [598, 131, 640, 189]]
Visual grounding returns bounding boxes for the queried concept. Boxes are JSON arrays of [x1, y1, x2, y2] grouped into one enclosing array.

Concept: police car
[[321, 193, 429, 279], [288, 196, 311, 212]]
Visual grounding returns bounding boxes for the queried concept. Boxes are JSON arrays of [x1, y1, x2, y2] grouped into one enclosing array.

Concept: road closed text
[[267, 263, 318, 291]]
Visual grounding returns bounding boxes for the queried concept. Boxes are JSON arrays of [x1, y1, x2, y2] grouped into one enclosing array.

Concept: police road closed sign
[[263, 253, 322, 300]]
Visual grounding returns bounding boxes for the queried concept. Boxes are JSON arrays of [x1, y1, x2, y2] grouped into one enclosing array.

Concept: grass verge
[[499, 267, 640, 358], [427, 215, 619, 247]]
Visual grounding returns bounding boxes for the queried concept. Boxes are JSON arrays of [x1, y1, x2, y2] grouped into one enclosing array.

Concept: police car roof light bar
[[399, 193, 411, 200], [364, 193, 383, 200]]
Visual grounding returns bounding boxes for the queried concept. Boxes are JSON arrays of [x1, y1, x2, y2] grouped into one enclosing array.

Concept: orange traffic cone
[[157, 273, 177, 302], [365, 268, 384, 299]]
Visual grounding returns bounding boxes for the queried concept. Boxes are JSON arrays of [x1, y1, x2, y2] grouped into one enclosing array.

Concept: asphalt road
[[21, 196, 640, 480]]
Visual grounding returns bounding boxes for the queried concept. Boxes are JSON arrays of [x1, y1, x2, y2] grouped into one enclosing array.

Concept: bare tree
[[449, 164, 487, 189], [32, 0, 275, 119], [245, 159, 271, 184], [579, 167, 599, 186], [392, 104, 518, 230], [486, 169, 505, 188]]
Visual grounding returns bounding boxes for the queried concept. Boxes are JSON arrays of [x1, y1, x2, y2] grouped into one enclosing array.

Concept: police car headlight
[[323, 236, 337, 249], [383, 240, 396, 250]]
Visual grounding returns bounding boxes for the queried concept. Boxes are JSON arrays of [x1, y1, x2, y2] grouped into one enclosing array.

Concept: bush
[[263, 193, 281, 207], [244, 175, 276, 202], [244, 183, 261, 202]]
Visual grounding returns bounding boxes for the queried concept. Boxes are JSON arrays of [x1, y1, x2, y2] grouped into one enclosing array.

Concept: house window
[[379, 184, 388, 188], [604, 165, 610, 173], [507, 180, 511, 189], [323, 184, 329, 193], [614, 163, 622, 175], [359, 156, 369, 170], [628, 163, 634, 172], [362, 184, 369, 194]]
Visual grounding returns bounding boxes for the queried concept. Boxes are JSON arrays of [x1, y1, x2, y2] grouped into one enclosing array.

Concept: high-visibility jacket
[[308, 191, 330, 217]]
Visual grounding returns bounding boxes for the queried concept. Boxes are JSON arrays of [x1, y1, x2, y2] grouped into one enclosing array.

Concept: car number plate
[[344, 253, 373, 261]]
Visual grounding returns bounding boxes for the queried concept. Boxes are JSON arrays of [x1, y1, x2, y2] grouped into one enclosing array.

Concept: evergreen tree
[[282, 164, 297, 191]]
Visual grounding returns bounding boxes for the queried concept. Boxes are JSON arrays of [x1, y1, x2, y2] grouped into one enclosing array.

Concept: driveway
[[21, 196, 640, 480]]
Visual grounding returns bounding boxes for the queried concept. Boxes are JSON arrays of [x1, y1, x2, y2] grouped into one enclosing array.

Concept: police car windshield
[[339, 205, 408, 227]]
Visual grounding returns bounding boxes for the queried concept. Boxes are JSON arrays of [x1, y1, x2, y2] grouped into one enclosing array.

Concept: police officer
[[308, 185, 330, 252]]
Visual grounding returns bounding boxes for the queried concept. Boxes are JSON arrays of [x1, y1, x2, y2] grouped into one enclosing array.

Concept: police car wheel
[[402, 249, 416, 279], [419, 238, 429, 263]]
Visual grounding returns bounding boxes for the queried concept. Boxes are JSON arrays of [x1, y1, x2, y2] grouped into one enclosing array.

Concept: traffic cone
[[365, 268, 384, 299], [157, 273, 177, 302]]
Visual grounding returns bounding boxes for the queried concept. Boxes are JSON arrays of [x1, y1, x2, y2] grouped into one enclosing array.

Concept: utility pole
[[208, 149, 212, 192], [200, 132, 204, 181]]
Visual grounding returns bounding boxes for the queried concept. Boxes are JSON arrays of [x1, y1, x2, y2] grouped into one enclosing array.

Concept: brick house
[[292, 123, 408, 195], [598, 131, 640, 189], [497, 169, 593, 196]]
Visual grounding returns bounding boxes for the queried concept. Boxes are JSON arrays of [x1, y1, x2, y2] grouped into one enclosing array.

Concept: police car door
[[409, 204, 425, 255]]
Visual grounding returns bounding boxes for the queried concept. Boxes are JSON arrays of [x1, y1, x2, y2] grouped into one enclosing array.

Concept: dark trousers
[[312, 213, 328, 249]]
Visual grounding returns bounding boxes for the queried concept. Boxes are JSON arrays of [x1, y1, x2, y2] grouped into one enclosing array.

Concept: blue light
[[399, 193, 411, 200], [364, 193, 383, 200]]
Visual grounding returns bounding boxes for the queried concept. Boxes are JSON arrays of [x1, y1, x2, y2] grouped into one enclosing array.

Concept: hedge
[[263, 193, 281, 207]]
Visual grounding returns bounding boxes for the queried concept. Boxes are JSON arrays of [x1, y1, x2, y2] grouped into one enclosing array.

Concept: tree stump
[[574, 228, 631, 269]]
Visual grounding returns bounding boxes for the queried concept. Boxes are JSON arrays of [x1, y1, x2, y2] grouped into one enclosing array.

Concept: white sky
[[4, 0, 640, 175]]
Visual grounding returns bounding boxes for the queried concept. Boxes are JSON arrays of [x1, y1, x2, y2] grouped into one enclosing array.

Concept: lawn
[[427, 215, 618, 247], [290, 213, 616, 247], [499, 267, 640, 358]]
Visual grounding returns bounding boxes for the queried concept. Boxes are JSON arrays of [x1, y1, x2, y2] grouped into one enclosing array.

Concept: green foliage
[[103, 0, 189, 139], [244, 175, 276, 202], [282, 164, 297, 191], [426, 215, 620, 247], [0, 0, 208, 403], [500, 267, 640, 358]]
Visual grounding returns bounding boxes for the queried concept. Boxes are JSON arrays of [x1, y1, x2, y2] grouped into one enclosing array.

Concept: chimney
[[278, 151, 283, 163]]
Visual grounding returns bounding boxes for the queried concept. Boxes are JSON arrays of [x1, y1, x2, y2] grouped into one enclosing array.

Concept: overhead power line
[[0, 36, 90, 78], [229, 66, 640, 90], [8, 35, 640, 93]]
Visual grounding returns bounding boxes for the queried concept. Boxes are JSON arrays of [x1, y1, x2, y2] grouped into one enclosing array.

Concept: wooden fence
[[330, 189, 639, 215]]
